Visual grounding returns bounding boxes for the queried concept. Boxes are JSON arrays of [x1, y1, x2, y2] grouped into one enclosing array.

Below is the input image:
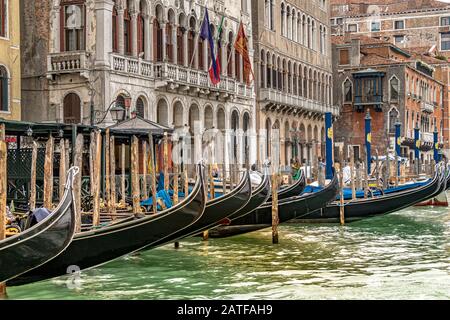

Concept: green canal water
[[5, 206, 450, 300]]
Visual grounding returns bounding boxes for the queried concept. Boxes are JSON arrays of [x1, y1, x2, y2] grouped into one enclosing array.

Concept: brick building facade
[[333, 35, 445, 164]]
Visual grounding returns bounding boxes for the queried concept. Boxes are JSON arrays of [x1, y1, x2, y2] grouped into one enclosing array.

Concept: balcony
[[153, 62, 253, 100], [259, 88, 340, 116], [110, 53, 154, 79], [421, 102, 435, 114], [47, 51, 88, 76]]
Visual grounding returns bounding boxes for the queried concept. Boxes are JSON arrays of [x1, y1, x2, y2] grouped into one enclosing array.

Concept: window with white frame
[[371, 21, 380, 32], [394, 20, 404, 30], [0, 66, 8, 112], [0, 0, 6, 38], [348, 24, 357, 32], [390, 77, 399, 102], [441, 32, 450, 51]]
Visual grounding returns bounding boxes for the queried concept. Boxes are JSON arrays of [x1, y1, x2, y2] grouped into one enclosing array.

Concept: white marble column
[[95, 0, 114, 65], [118, 9, 125, 55], [53, 5, 60, 52], [203, 39, 209, 71], [131, 11, 138, 56], [231, 47, 236, 78], [144, 16, 151, 60], [194, 33, 200, 69], [221, 40, 227, 76]]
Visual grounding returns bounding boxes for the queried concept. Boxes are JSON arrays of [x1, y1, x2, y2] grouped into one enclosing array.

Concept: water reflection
[[7, 207, 450, 300]]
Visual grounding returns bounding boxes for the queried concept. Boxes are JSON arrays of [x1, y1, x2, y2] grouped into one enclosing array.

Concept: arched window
[[112, 2, 119, 52], [177, 15, 186, 65], [136, 97, 145, 118], [137, 3, 145, 56], [61, 1, 86, 51], [124, 7, 132, 55], [281, 3, 286, 36], [389, 108, 399, 134], [235, 49, 241, 81], [0, 0, 6, 37], [157, 99, 169, 126], [154, 18, 163, 61], [390, 77, 399, 102], [188, 18, 196, 67], [227, 32, 233, 76], [266, 52, 271, 88], [343, 79, 352, 103], [63, 93, 81, 124], [0, 66, 8, 112], [198, 35, 205, 70], [167, 10, 175, 63]]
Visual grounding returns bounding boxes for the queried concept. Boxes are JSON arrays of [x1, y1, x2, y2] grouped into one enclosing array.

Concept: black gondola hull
[[209, 173, 339, 238], [8, 165, 206, 286], [150, 170, 252, 245], [0, 168, 78, 283], [293, 166, 443, 223]]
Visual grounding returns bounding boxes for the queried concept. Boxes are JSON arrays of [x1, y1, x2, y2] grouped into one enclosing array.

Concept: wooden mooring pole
[[110, 136, 117, 217], [105, 129, 111, 212], [121, 143, 126, 206], [163, 133, 169, 192], [59, 139, 66, 200], [0, 124, 7, 296], [339, 147, 345, 225], [29, 141, 38, 211], [73, 134, 83, 233], [92, 131, 102, 227], [142, 140, 148, 201], [131, 136, 141, 215], [271, 173, 279, 244], [43, 136, 54, 209], [148, 134, 157, 215]]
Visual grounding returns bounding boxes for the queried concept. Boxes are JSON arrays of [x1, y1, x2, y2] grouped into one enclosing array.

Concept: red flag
[[234, 22, 254, 85], [209, 57, 221, 85]]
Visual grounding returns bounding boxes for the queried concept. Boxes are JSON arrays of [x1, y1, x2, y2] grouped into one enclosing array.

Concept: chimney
[[350, 38, 361, 66]]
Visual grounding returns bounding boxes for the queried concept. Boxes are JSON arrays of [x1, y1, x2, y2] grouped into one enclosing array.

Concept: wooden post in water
[[355, 160, 361, 191], [362, 149, 369, 199], [350, 148, 356, 200], [173, 163, 179, 205], [142, 141, 148, 200], [375, 149, 380, 188], [383, 149, 389, 190], [110, 136, 117, 217], [92, 131, 102, 227], [395, 152, 400, 187], [0, 124, 7, 296], [121, 143, 126, 205], [222, 135, 227, 195], [89, 131, 95, 190], [148, 134, 157, 214], [29, 141, 38, 211], [73, 134, 83, 233], [183, 163, 189, 198], [271, 128, 280, 245], [59, 139, 66, 200], [43, 136, 54, 209], [339, 147, 345, 225], [131, 136, 141, 215], [105, 129, 111, 212], [271, 172, 279, 244], [163, 133, 169, 192]]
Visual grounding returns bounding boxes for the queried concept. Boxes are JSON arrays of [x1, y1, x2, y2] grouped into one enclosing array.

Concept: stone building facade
[[0, 0, 21, 121], [21, 0, 257, 165], [330, 0, 450, 151], [252, 0, 339, 170], [332, 35, 445, 164]]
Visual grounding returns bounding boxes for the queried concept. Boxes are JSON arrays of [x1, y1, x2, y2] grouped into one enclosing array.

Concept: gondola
[[0, 167, 78, 283], [208, 171, 339, 238], [8, 164, 206, 286], [267, 171, 307, 201], [226, 166, 272, 221], [291, 164, 444, 224], [148, 169, 252, 246]]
